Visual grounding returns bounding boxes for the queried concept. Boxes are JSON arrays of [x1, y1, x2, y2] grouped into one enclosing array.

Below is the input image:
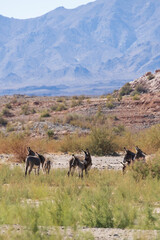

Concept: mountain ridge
[[0, 0, 160, 95]]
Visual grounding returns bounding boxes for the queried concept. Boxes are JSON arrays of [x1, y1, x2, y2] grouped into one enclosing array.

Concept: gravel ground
[[0, 225, 159, 240]]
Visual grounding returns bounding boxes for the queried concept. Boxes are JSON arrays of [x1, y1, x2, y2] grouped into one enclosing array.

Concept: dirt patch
[[0, 225, 159, 239], [0, 153, 124, 171]]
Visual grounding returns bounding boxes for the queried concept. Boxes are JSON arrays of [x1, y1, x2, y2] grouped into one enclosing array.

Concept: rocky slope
[[0, 0, 160, 95], [130, 69, 160, 93]]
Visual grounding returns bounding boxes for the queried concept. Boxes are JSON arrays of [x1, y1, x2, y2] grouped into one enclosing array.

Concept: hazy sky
[[0, 0, 96, 19]]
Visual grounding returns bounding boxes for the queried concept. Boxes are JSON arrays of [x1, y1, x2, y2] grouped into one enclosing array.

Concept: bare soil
[[0, 224, 159, 239]]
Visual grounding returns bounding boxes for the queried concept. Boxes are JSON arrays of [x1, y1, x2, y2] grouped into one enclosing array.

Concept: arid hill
[[130, 69, 160, 93], [0, 78, 159, 138]]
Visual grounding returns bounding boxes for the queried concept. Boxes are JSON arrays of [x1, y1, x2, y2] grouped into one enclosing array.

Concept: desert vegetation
[[1, 157, 160, 238], [0, 122, 159, 162], [0, 92, 159, 239]]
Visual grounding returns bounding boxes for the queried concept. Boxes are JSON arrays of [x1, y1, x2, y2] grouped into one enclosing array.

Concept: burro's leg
[[25, 163, 28, 176], [81, 169, 84, 178], [28, 165, 33, 175], [37, 166, 40, 175]]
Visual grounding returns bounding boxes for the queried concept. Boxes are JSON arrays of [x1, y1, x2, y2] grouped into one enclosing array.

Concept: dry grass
[[0, 123, 159, 162]]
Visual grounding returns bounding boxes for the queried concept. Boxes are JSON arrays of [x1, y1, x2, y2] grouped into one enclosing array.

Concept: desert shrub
[[63, 114, 79, 124], [78, 95, 86, 100], [147, 155, 160, 179], [40, 111, 50, 118], [119, 83, 133, 97], [51, 103, 68, 112], [89, 128, 117, 155], [21, 104, 30, 115], [137, 124, 160, 153], [131, 161, 150, 182], [50, 105, 57, 111], [6, 124, 15, 132], [133, 94, 140, 100], [47, 129, 54, 139], [114, 130, 136, 151], [1, 108, 12, 117], [130, 155, 160, 181], [113, 125, 125, 136], [31, 108, 36, 114], [147, 74, 154, 80], [56, 97, 65, 102], [130, 90, 139, 96], [0, 117, 8, 126], [5, 103, 12, 109], [8, 134, 29, 162], [72, 95, 79, 100], [135, 84, 147, 94], [82, 186, 114, 228], [106, 101, 115, 109], [59, 134, 90, 153], [71, 99, 82, 107], [56, 104, 67, 111]]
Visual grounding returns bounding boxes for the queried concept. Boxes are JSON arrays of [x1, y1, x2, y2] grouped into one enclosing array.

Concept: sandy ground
[[0, 153, 124, 171], [1, 153, 158, 239], [0, 224, 159, 240], [44, 153, 124, 170]]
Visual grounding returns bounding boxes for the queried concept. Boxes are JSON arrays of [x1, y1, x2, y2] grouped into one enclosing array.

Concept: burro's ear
[[86, 148, 90, 154]]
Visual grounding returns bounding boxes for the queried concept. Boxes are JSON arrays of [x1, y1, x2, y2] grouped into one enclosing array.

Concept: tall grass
[[1, 162, 160, 230]]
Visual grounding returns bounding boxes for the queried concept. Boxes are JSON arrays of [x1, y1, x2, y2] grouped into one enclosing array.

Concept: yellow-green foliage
[[0, 123, 159, 159], [1, 162, 160, 231]]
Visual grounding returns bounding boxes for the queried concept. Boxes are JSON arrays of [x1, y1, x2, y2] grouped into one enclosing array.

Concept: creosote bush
[[2, 108, 12, 117], [119, 83, 133, 97], [47, 129, 55, 139], [89, 128, 117, 155], [41, 111, 51, 118], [0, 117, 8, 126], [135, 84, 147, 94], [21, 104, 30, 115]]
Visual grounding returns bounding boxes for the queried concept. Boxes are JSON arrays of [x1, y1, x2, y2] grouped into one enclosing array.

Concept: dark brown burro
[[122, 146, 146, 173], [68, 149, 92, 178], [25, 147, 45, 176]]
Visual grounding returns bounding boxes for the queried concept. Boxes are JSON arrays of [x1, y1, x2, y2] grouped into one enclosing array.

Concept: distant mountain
[[0, 0, 160, 95]]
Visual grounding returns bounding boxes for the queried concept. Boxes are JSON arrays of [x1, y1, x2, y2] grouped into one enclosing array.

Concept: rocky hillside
[[130, 69, 160, 93], [0, 91, 159, 138], [0, 0, 160, 95]]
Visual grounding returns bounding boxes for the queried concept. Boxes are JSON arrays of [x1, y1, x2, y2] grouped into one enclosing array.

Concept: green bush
[[56, 104, 67, 111], [71, 99, 82, 107], [5, 103, 12, 109], [133, 94, 140, 100], [41, 111, 50, 118], [2, 108, 12, 117], [147, 74, 154, 80], [106, 102, 115, 109], [0, 117, 8, 126], [119, 83, 133, 97], [21, 104, 30, 115], [47, 130, 54, 139], [89, 128, 116, 155], [135, 84, 147, 94]]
